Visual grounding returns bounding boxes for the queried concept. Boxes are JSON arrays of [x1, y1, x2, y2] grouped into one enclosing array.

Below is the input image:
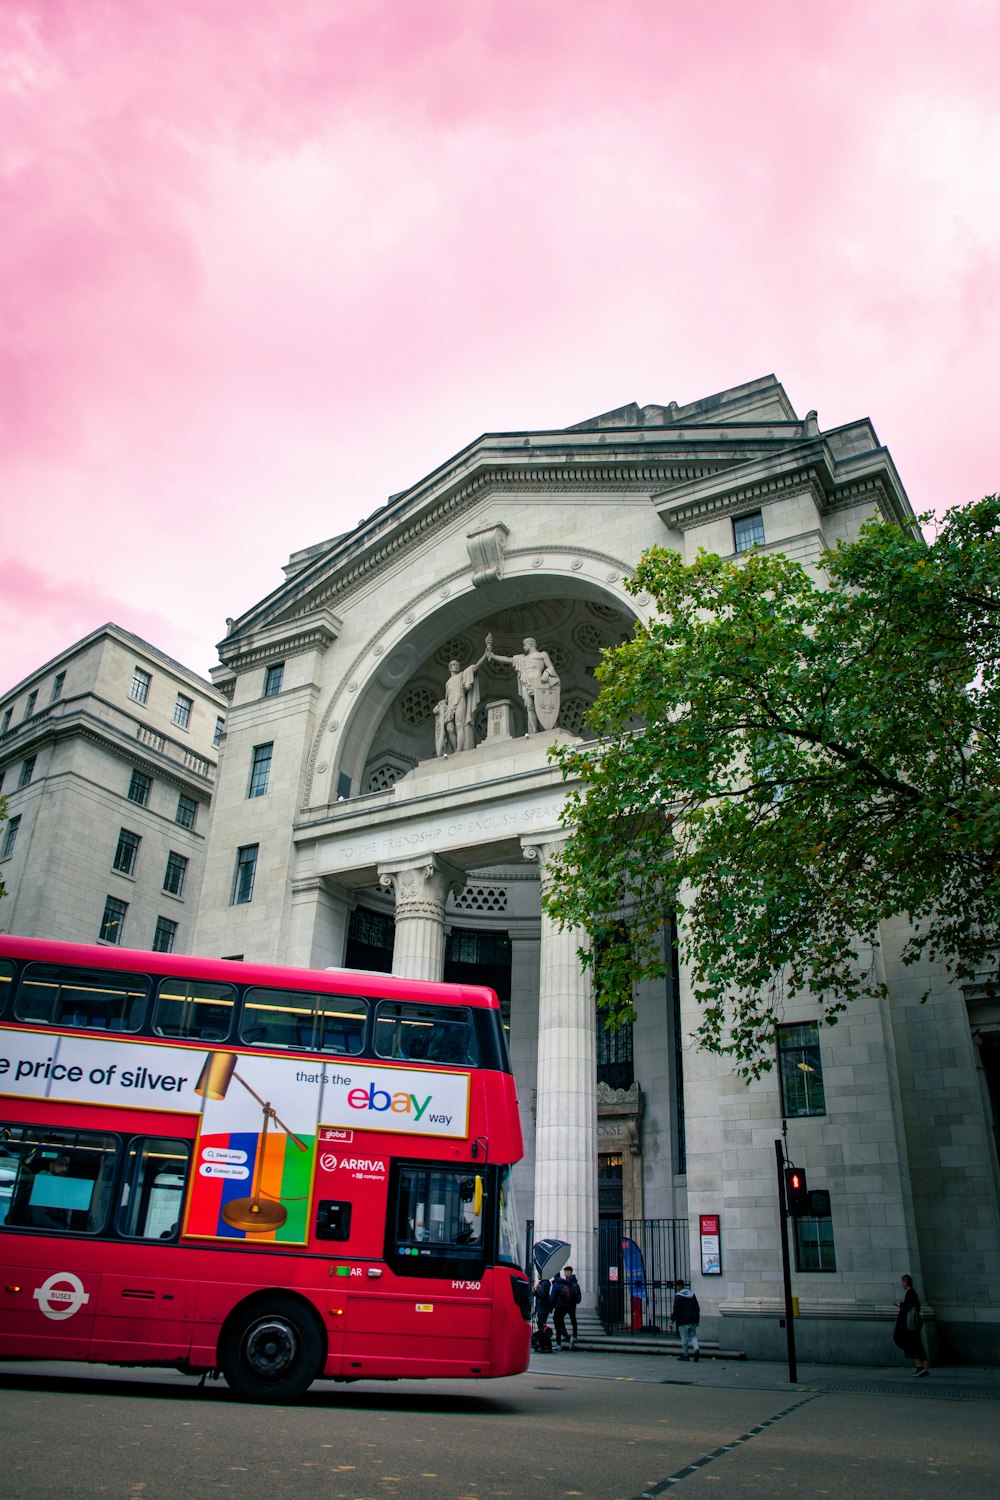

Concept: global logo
[[33, 1272, 90, 1321]]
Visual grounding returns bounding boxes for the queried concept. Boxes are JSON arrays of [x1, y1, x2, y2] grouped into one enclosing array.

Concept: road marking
[[632, 1394, 821, 1495]]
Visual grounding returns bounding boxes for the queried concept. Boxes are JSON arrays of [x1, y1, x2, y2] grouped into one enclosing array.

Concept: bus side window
[[152, 978, 235, 1043], [0, 1127, 118, 1233], [14, 963, 148, 1032], [118, 1137, 192, 1240], [374, 1002, 477, 1065]]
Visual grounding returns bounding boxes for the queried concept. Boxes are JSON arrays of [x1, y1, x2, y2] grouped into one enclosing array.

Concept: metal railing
[[597, 1218, 690, 1334]]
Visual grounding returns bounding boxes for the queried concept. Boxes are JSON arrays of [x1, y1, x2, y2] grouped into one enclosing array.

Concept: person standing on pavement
[[562, 1265, 582, 1347], [893, 1273, 929, 1376], [549, 1269, 570, 1349], [670, 1279, 701, 1362]]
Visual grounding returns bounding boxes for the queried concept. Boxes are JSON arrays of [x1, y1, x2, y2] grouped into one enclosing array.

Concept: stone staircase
[[549, 1308, 746, 1361]]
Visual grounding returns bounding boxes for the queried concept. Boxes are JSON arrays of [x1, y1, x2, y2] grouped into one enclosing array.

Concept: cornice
[[219, 607, 342, 672], [660, 468, 830, 530], [655, 441, 913, 533], [231, 458, 727, 642], [2, 706, 216, 793]]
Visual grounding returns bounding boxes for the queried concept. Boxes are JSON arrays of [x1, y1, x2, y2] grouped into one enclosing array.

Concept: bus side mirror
[[473, 1176, 483, 1217]]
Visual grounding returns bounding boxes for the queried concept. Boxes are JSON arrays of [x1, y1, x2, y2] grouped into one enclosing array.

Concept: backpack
[[568, 1276, 582, 1304]]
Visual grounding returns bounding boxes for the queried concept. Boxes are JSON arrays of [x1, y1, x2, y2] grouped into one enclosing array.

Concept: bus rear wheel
[[220, 1296, 324, 1403]]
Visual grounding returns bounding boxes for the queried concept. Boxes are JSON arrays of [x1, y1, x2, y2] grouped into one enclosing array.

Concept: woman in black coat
[[893, 1273, 929, 1376]]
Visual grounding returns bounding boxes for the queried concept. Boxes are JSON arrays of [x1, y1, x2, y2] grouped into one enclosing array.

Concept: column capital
[[522, 835, 571, 900], [379, 853, 465, 923]]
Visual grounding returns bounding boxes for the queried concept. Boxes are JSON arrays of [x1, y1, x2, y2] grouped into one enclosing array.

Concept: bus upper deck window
[[0, 959, 14, 1016], [241, 987, 368, 1054], [153, 978, 235, 1042], [374, 1002, 477, 1066], [15, 964, 149, 1032]]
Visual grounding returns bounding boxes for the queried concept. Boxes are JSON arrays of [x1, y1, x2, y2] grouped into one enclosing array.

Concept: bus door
[[0, 1130, 115, 1359], [88, 1135, 196, 1362], [340, 1160, 491, 1377]]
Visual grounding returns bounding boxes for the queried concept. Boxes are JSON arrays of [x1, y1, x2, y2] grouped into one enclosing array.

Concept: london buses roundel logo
[[33, 1272, 91, 1321]]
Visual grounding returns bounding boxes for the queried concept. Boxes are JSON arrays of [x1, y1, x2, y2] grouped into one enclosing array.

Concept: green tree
[[545, 496, 1000, 1077]]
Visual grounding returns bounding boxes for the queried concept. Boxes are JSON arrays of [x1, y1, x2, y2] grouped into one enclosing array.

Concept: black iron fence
[[597, 1218, 690, 1334], [525, 1217, 691, 1336]]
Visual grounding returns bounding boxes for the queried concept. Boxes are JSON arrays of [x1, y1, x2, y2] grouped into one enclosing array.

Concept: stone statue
[[435, 648, 487, 756], [487, 635, 561, 733]]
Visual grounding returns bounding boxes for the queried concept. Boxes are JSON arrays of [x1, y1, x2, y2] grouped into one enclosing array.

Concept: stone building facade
[[187, 374, 999, 1363], [4, 377, 999, 1363], [0, 624, 226, 955]]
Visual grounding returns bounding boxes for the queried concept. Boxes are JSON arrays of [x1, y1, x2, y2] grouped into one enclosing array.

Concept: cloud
[[1, 0, 998, 692], [0, 558, 210, 693]]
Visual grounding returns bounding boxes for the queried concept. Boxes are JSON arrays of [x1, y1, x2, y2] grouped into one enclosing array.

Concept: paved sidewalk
[[529, 1344, 1000, 1399]]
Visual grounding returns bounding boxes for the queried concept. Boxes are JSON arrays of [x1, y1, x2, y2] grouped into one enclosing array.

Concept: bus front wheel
[[220, 1296, 324, 1403]]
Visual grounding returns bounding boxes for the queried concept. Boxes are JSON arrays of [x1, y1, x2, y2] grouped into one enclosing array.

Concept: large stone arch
[[306, 554, 641, 807]]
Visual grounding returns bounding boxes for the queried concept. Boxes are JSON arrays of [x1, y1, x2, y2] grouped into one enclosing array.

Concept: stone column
[[525, 838, 598, 1302], [379, 855, 464, 981], [286, 876, 355, 970]]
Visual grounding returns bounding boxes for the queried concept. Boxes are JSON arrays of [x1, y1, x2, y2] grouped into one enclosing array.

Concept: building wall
[[0, 625, 224, 954]]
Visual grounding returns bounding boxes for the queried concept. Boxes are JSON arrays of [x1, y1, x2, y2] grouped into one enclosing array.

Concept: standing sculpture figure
[[488, 636, 561, 734], [435, 649, 487, 756]]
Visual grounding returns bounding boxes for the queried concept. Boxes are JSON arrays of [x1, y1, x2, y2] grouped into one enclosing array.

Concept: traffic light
[[784, 1166, 809, 1217], [807, 1188, 832, 1219]]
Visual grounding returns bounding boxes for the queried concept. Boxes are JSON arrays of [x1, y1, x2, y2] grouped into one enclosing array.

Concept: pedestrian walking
[[893, 1273, 929, 1376], [549, 1269, 570, 1349], [562, 1264, 582, 1347], [669, 1279, 701, 1362]]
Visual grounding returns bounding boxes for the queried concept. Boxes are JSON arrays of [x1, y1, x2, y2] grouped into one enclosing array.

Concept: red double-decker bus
[[0, 936, 531, 1401]]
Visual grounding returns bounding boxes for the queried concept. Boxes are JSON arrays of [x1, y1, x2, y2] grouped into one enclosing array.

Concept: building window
[[113, 828, 141, 877], [175, 794, 197, 830], [127, 769, 152, 807], [152, 916, 178, 953], [23, 690, 38, 719], [247, 743, 273, 799], [163, 851, 188, 897], [213, 716, 225, 748], [263, 663, 284, 697], [51, 672, 66, 702], [99, 895, 128, 944], [172, 693, 193, 729], [733, 510, 766, 553], [777, 1022, 826, 1118], [2, 815, 21, 859], [794, 1216, 836, 1272], [18, 756, 36, 789], [130, 667, 152, 704], [1, 708, 11, 732], [596, 1002, 634, 1091], [233, 844, 258, 904]]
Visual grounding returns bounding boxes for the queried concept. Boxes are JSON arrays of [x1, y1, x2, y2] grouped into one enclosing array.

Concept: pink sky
[[3, 0, 999, 693]]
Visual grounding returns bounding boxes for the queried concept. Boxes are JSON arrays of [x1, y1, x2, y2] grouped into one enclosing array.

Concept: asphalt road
[[0, 1359, 997, 1500]]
